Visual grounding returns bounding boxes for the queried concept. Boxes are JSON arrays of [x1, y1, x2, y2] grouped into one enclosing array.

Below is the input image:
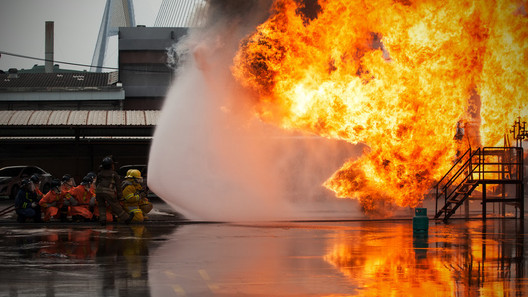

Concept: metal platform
[[435, 147, 525, 222]]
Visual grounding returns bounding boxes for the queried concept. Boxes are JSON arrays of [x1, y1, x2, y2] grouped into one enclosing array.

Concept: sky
[[0, 0, 163, 72]]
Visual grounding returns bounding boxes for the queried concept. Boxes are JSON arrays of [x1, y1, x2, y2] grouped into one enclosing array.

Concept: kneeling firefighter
[[95, 156, 134, 225], [121, 169, 152, 223], [39, 179, 62, 222], [15, 178, 42, 223]]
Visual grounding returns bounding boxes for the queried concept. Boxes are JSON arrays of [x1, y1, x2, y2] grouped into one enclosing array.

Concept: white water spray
[[148, 3, 364, 221]]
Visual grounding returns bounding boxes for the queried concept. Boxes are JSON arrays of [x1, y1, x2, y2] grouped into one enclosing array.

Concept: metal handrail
[[435, 148, 480, 215], [434, 148, 472, 189], [434, 146, 524, 218]]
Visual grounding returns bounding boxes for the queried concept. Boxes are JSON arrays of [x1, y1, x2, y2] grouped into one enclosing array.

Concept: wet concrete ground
[[0, 198, 527, 296]]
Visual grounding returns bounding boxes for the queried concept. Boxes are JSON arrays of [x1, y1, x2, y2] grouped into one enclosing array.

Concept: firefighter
[[59, 174, 75, 222], [39, 179, 62, 222], [95, 156, 134, 225], [122, 169, 152, 223], [69, 176, 95, 222], [14, 178, 42, 223], [89, 172, 114, 223], [30, 174, 44, 199]]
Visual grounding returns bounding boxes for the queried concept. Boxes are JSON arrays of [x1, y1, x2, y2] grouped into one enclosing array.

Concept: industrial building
[[0, 22, 188, 183]]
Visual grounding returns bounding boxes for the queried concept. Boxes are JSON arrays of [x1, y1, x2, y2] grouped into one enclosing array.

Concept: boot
[[125, 212, 135, 224]]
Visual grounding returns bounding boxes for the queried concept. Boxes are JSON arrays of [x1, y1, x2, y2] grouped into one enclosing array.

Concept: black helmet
[[50, 179, 61, 190], [20, 178, 31, 188], [30, 174, 40, 183], [61, 174, 72, 183], [81, 176, 92, 185], [86, 172, 96, 180], [101, 156, 114, 169]]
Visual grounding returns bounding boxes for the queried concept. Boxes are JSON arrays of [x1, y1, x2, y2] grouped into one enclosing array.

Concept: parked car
[[117, 165, 157, 198], [0, 166, 54, 199], [117, 165, 148, 181]]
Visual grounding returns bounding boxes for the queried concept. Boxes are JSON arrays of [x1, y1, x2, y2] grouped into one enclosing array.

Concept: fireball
[[232, 0, 528, 215]]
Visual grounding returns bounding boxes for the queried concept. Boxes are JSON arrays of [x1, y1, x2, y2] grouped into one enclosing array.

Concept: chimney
[[45, 21, 54, 73]]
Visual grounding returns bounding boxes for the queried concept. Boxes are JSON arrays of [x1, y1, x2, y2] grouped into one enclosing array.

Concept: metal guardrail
[[434, 147, 524, 220]]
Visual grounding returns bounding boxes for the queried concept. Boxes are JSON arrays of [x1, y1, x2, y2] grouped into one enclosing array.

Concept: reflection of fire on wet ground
[[323, 220, 526, 296]]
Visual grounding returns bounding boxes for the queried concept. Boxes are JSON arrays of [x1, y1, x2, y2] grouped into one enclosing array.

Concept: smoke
[[148, 0, 365, 221]]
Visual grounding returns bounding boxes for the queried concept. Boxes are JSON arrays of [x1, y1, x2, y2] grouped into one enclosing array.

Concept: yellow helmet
[[126, 169, 142, 179]]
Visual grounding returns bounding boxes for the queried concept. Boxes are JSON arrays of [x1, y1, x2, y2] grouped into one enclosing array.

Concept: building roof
[[15, 64, 89, 74], [0, 72, 119, 90], [0, 110, 159, 126]]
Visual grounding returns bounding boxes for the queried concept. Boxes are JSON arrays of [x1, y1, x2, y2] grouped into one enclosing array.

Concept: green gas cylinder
[[413, 208, 429, 234]]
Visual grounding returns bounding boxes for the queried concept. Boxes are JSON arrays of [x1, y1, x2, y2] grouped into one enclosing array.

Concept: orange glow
[[323, 222, 524, 296], [323, 226, 457, 296], [232, 0, 528, 215]]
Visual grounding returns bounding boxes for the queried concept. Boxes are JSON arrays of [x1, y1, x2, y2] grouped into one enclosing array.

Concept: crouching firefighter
[[122, 169, 152, 223], [95, 156, 134, 225], [15, 178, 42, 223], [69, 176, 95, 222], [39, 179, 62, 222]]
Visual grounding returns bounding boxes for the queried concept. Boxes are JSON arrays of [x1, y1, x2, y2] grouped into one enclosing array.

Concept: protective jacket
[[15, 189, 38, 210], [15, 188, 41, 222], [121, 180, 145, 222], [60, 184, 73, 204], [39, 190, 62, 221], [95, 168, 130, 223], [39, 190, 62, 208], [96, 169, 121, 199], [69, 185, 94, 219]]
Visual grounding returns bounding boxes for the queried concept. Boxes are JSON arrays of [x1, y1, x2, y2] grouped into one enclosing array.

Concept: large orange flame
[[231, 0, 528, 216]]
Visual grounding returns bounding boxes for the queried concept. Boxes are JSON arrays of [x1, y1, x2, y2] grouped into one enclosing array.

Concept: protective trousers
[[96, 193, 129, 223]]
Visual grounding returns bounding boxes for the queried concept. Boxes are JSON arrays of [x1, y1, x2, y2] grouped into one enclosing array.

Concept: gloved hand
[[89, 196, 96, 207], [31, 202, 37, 208]]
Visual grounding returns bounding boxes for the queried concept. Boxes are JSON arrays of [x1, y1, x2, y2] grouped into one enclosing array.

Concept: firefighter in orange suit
[[69, 176, 95, 222], [39, 179, 62, 222], [122, 169, 152, 222], [59, 174, 75, 222]]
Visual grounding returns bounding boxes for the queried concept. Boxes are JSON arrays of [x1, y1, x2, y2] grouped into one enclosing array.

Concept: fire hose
[[0, 204, 15, 216]]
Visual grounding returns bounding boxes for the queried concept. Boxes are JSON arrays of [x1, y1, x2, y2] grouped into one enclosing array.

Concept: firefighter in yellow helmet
[[121, 169, 152, 222]]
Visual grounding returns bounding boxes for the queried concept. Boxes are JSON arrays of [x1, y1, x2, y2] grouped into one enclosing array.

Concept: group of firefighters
[[14, 156, 152, 225]]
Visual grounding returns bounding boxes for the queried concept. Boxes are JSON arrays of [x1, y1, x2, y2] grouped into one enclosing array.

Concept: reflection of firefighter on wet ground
[[96, 225, 150, 295], [37, 228, 99, 260]]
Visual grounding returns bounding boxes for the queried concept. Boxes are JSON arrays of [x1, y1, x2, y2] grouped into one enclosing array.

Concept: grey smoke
[[148, 0, 366, 221]]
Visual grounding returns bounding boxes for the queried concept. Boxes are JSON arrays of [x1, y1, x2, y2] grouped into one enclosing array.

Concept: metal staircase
[[434, 147, 524, 222]]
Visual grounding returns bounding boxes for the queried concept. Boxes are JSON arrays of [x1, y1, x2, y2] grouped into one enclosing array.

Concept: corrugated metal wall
[[0, 110, 159, 126]]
